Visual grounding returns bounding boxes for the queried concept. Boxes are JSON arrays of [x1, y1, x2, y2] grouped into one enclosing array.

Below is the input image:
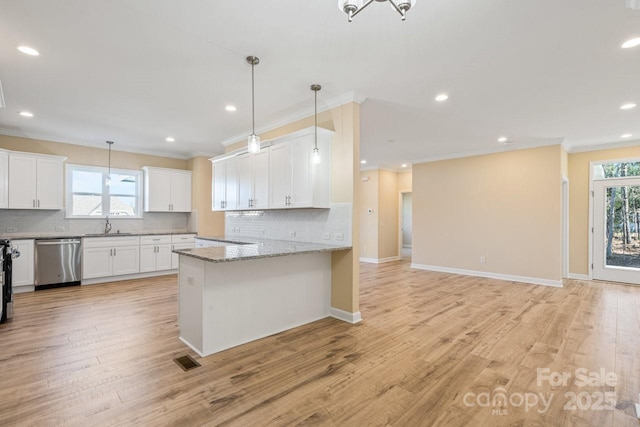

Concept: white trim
[[566, 138, 640, 154], [634, 403, 640, 420], [410, 263, 563, 288], [411, 139, 564, 166], [359, 256, 400, 264], [562, 177, 569, 278], [65, 163, 143, 219], [0, 127, 206, 160], [13, 285, 35, 294], [219, 92, 365, 147], [567, 273, 590, 281], [81, 269, 176, 286], [330, 307, 362, 324], [398, 189, 412, 260], [178, 337, 204, 358]]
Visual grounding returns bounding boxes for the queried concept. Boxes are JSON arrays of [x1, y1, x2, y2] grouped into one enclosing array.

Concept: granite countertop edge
[[1, 231, 198, 240], [174, 238, 352, 263]]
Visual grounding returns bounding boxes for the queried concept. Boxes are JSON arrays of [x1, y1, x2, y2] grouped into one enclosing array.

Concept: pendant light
[[247, 56, 260, 154], [105, 140, 114, 187], [311, 84, 321, 165]]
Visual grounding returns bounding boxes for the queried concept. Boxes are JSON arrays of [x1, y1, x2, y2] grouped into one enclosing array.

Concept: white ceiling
[[0, 0, 639, 169]]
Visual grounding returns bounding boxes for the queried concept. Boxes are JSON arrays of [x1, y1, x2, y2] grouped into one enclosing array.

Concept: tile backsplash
[[0, 210, 189, 235], [225, 203, 352, 245]]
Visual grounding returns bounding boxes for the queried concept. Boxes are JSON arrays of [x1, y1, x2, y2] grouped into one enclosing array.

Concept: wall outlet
[[322, 233, 331, 240], [335, 233, 344, 241], [289, 231, 296, 238], [54, 226, 64, 232], [480, 256, 486, 263], [6, 227, 17, 233]]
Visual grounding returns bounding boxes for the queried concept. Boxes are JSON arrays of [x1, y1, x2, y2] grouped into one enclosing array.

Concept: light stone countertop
[[174, 237, 352, 263], [1, 230, 196, 240]]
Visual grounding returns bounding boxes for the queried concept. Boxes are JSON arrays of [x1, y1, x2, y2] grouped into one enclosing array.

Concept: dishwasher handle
[[36, 240, 82, 245]]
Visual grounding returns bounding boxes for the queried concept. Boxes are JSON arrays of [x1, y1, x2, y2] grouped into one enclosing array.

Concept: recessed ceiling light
[[498, 136, 508, 143], [225, 105, 237, 112], [401, 164, 408, 168], [165, 136, 175, 142], [17, 46, 39, 56], [435, 94, 449, 102], [361, 160, 367, 164], [621, 103, 637, 110], [622, 38, 640, 49], [19, 111, 34, 118], [621, 133, 633, 138]]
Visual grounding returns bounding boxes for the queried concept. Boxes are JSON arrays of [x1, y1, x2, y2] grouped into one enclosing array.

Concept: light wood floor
[[1, 261, 639, 426]]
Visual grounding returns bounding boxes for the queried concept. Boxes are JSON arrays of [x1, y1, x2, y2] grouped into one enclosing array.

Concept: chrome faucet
[[104, 216, 112, 234]]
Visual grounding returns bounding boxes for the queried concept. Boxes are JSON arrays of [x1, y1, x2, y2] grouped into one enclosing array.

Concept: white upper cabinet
[[211, 127, 331, 211], [269, 127, 332, 209], [0, 151, 8, 209], [237, 149, 269, 210], [8, 152, 64, 210], [142, 167, 192, 212], [211, 156, 239, 211]]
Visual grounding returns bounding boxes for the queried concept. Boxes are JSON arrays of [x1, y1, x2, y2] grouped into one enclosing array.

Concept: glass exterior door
[[593, 178, 640, 284]]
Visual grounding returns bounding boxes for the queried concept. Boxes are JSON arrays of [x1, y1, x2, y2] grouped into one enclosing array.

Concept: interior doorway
[[400, 192, 412, 259]]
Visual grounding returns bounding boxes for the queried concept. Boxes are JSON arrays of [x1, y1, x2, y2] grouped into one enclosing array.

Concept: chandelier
[[338, 0, 416, 22]]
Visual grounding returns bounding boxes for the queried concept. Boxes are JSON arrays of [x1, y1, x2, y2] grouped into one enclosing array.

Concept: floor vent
[[174, 355, 201, 371]]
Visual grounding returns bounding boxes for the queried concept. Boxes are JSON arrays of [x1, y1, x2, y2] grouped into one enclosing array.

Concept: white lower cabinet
[[11, 239, 34, 290], [171, 234, 196, 269], [82, 236, 140, 280], [140, 235, 172, 273]]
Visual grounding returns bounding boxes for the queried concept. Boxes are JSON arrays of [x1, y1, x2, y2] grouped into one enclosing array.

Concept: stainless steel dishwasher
[[35, 239, 82, 290]]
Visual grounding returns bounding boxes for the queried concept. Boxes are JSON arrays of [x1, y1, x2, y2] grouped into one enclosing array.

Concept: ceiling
[[0, 0, 639, 170]]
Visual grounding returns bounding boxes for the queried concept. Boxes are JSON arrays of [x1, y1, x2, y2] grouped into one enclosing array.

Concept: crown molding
[[410, 138, 564, 165], [564, 138, 640, 154], [220, 91, 367, 147], [0, 127, 194, 160]]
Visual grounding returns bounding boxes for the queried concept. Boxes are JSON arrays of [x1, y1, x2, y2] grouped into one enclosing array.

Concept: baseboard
[[567, 273, 590, 281], [178, 337, 204, 358], [13, 285, 35, 294], [410, 263, 563, 288], [330, 307, 362, 324], [359, 256, 400, 264], [82, 269, 177, 286]]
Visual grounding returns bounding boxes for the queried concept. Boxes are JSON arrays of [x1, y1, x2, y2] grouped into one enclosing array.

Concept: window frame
[[65, 164, 143, 219]]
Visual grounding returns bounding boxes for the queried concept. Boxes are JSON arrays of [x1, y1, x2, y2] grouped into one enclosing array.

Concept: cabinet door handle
[[114, 248, 117, 256], [110, 248, 113, 256], [37, 200, 40, 208], [32, 199, 35, 208]]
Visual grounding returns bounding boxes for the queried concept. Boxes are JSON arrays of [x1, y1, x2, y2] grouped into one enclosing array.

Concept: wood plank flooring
[[1, 261, 639, 426]]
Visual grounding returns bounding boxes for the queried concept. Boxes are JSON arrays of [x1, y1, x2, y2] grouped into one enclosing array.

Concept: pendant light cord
[[314, 89, 318, 150], [251, 61, 255, 135]]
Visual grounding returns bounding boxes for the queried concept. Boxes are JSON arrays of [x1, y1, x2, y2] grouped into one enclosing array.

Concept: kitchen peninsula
[[174, 238, 351, 357]]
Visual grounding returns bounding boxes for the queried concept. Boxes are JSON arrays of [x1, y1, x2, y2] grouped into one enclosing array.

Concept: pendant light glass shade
[[247, 56, 260, 154], [312, 147, 321, 165], [248, 134, 261, 154]]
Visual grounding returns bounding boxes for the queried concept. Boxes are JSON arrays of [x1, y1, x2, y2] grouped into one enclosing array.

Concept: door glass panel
[[605, 185, 640, 268]]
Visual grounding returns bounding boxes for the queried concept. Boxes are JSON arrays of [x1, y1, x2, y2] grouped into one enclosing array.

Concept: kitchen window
[[65, 164, 142, 218]]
